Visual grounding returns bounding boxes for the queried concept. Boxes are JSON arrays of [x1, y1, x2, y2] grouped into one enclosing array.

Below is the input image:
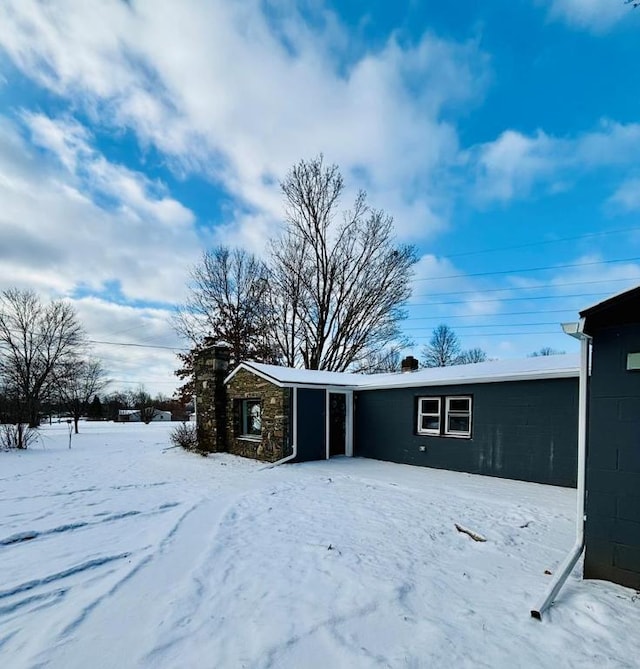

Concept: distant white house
[[117, 409, 172, 422]]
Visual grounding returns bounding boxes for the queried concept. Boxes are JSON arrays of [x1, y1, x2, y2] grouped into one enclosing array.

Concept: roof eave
[[354, 369, 579, 391]]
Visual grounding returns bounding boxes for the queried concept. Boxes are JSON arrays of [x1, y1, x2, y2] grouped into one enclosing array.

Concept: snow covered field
[[1, 423, 639, 669]]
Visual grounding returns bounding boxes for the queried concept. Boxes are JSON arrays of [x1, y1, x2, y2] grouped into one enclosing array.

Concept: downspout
[[531, 322, 590, 619], [260, 387, 298, 470]]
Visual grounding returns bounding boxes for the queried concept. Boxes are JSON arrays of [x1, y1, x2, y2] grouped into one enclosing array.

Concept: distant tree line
[[83, 387, 190, 423]]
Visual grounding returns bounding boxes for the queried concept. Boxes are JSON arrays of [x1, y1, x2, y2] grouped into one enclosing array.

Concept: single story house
[[195, 346, 579, 487]]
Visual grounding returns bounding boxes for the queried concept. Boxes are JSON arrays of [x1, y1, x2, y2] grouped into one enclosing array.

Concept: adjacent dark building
[[581, 286, 640, 589]]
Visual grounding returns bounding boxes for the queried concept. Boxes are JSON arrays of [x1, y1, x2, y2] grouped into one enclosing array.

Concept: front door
[[329, 392, 346, 456]]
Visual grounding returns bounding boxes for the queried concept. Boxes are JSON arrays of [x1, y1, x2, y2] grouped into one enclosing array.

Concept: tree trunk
[[28, 404, 39, 428]]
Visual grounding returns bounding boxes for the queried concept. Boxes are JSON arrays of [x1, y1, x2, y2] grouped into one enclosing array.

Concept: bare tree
[[351, 348, 402, 374], [175, 247, 278, 368], [270, 156, 417, 371], [422, 325, 487, 367], [529, 346, 565, 357], [0, 288, 86, 427], [55, 357, 109, 434], [458, 347, 488, 364], [131, 386, 158, 424], [422, 324, 462, 367]]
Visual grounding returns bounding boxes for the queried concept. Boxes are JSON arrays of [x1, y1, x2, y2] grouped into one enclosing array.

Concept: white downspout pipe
[[531, 324, 590, 619], [260, 387, 298, 470]]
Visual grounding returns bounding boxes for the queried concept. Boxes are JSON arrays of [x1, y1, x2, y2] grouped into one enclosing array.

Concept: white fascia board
[[224, 363, 284, 387], [354, 369, 579, 392], [225, 364, 357, 390], [284, 383, 358, 391]]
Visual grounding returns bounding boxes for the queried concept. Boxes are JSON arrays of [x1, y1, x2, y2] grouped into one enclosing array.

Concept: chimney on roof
[[401, 356, 419, 373]]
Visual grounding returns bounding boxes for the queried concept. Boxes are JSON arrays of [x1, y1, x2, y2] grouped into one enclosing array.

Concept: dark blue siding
[[354, 378, 578, 487], [294, 388, 326, 462], [585, 324, 640, 589]]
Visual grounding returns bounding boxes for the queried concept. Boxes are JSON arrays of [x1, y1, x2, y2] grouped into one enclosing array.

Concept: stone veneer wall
[[193, 345, 230, 453], [226, 367, 291, 463]]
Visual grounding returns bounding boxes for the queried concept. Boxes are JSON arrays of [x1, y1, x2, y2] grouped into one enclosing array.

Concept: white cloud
[[474, 120, 640, 204], [0, 0, 489, 244], [608, 177, 640, 211], [72, 297, 184, 397], [544, 0, 630, 33], [474, 130, 558, 202], [0, 114, 201, 304]]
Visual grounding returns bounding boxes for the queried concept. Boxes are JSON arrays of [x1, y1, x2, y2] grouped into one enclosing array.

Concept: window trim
[[416, 394, 473, 439], [416, 397, 441, 435], [444, 396, 472, 438]]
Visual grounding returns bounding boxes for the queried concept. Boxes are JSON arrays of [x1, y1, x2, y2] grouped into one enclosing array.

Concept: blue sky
[[0, 0, 639, 393]]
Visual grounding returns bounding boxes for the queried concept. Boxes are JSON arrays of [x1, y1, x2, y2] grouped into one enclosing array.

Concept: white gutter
[[260, 387, 298, 470], [531, 322, 591, 619]]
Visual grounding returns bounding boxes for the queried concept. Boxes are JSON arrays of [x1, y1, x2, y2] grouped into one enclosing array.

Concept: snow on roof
[[355, 353, 580, 390], [227, 354, 580, 390], [226, 361, 363, 387]]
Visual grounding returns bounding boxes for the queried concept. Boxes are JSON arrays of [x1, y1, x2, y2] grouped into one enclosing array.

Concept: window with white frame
[[417, 397, 441, 435], [417, 395, 472, 438]]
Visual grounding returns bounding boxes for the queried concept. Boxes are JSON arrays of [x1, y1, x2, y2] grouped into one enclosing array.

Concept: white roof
[[226, 361, 362, 387], [226, 354, 580, 390], [355, 353, 580, 390]]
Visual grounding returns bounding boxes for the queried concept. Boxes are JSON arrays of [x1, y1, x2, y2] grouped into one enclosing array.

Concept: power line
[[403, 308, 575, 321], [408, 290, 612, 307], [413, 256, 640, 283], [88, 338, 187, 352], [0, 324, 186, 353], [412, 330, 561, 339], [405, 321, 565, 331], [442, 225, 640, 260], [410, 276, 639, 299]]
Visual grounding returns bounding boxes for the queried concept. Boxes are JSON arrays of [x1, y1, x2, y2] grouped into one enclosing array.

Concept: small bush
[[0, 423, 39, 450], [170, 422, 199, 452]]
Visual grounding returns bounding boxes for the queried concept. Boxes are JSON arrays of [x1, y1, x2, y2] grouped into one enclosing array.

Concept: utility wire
[[441, 225, 640, 260], [403, 308, 575, 321], [412, 256, 640, 283], [408, 290, 612, 307], [88, 339, 188, 352], [410, 275, 639, 299], [405, 321, 566, 331]]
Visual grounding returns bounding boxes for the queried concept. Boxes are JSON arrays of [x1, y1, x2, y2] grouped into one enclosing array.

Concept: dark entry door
[[329, 392, 346, 456]]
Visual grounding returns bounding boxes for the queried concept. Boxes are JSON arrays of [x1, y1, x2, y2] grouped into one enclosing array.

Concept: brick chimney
[[194, 342, 231, 452], [400, 355, 419, 373]]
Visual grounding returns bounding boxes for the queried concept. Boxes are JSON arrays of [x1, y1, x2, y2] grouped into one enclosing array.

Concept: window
[[417, 397, 441, 435], [417, 395, 472, 438], [241, 399, 262, 438], [445, 397, 472, 437]]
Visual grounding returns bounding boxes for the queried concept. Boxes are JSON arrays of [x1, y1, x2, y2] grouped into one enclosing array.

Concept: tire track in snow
[[0, 553, 132, 600], [52, 502, 199, 644], [0, 503, 181, 547], [36, 499, 206, 667]]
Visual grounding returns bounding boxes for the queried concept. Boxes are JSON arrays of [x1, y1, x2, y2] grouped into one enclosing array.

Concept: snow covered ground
[[1, 423, 639, 669]]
